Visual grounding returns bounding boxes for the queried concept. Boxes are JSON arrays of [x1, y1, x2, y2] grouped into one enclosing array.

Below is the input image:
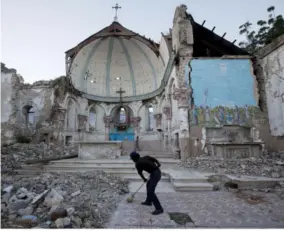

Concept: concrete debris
[[185, 152, 284, 178], [1, 171, 129, 228], [1, 142, 76, 171]]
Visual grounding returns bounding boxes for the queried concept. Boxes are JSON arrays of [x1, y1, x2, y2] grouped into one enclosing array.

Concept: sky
[[1, 0, 284, 83]]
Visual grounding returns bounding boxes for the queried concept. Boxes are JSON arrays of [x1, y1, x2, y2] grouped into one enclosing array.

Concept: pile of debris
[[1, 171, 129, 228], [185, 152, 284, 178], [1, 142, 76, 171]]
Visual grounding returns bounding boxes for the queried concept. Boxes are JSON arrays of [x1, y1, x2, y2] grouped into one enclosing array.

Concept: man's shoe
[[141, 201, 152, 206], [151, 209, 164, 215]]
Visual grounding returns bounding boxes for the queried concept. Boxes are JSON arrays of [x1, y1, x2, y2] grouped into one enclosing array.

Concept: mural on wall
[[187, 59, 259, 126]]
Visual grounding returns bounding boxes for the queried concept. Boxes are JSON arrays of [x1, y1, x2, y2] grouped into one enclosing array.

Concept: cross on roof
[[112, 3, 121, 22], [116, 87, 125, 104]]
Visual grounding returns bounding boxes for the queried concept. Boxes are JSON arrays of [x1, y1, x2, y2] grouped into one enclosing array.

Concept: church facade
[[2, 5, 284, 160]]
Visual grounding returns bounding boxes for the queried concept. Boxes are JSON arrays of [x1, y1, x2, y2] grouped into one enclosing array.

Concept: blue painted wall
[[109, 127, 134, 141], [188, 59, 257, 107], [109, 132, 135, 141]]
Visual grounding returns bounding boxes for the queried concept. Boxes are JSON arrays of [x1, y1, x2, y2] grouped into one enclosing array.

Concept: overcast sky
[[1, 0, 284, 83]]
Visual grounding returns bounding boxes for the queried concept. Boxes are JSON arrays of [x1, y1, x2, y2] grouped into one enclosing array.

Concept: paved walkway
[[107, 191, 284, 228]]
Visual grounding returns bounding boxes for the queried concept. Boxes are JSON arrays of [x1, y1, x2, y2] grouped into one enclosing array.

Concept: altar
[[73, 141, 122, 160]]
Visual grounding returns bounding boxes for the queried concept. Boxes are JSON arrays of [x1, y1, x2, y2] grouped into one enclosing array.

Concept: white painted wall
[[159, 35, 170, 66], [1, 72, 13, 123], [262, 44, 284, 136], [70, 37, 165, 97]]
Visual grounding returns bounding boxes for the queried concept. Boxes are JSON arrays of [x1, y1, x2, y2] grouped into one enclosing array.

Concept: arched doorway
[[109, 105, 135, 141]]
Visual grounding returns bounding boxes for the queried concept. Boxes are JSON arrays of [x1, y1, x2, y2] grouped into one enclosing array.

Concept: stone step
[[170, 176, 209, 184], [15, 169, 42, 175], [49, 157, 179, 163], [141, 154, 174, 158], [173, 182, 214, 192], [123, 151, 174, 158], [123, 175, 170, 182], [48, 158, 180, 167], [45, 164, 137, 170]]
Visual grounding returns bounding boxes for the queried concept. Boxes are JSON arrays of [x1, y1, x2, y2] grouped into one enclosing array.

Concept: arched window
[[118, 107, 126, 123], [66, 99, 77, 131], [23, 105, 35, 127], [148, 105, 154, 131], [88, 106, 96, 131]]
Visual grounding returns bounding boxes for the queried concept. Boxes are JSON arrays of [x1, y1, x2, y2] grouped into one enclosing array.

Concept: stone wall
[[1, 64, 55, 144], [188, 58, 260, 128], [258, 34, 284, 137]]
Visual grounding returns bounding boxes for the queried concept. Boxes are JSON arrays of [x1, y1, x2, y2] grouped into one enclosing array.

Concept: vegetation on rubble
[[15, 135, 31, 144], [238, 6, 284, 54]]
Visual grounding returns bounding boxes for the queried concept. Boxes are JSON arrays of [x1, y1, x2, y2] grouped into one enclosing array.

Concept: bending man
[[130, 151, 163, 215]]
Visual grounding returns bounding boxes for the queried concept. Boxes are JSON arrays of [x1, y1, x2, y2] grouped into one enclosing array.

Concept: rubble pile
[[1, 142, 76, 171], [1, 171, 129, 228], [185, 152, 284, 178]]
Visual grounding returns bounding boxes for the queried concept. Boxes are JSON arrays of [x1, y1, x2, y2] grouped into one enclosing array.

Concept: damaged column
[[171, 4, 194, 161], [103, 115, 112, 141], [77, 114, 88, 141], [173, 86, 191, 161], [154, 113, 162, 131], [163, 103, 172, 151], [130, 116, 141, 138]]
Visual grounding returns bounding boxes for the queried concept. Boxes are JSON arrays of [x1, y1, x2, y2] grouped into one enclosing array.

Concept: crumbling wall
[[1, 63, 56, 144], [258, 35, 284, 136], [253, 34, 284, 151], [1, 63, 24, 144], [186, 58, 276, 155]]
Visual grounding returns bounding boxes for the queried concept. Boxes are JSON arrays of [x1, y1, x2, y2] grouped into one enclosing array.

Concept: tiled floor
[[107, 191, 284, 228]]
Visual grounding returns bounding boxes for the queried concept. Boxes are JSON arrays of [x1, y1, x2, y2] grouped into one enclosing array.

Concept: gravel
[[185, 152, 284, 178], [1, 171, 129, 228], [1, 142, 76, 171]]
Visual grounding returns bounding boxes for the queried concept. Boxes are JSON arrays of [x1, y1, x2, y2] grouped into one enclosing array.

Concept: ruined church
[[1, 4, 284, 162]]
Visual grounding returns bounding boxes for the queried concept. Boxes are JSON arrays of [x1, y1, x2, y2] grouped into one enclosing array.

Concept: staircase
[[17, 154, 214, 192], [122, 150, 174, 159]]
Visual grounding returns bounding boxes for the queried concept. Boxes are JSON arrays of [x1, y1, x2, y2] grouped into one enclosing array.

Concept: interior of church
[[1, 4, 284, 161]]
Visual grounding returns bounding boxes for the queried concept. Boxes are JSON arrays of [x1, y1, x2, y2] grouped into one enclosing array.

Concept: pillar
[[103, 115, 112, 141], [163, 105, 172, 151], [153, 113, 162, 131], [173, 85, 191, 162], [130, 116, 141, 137]]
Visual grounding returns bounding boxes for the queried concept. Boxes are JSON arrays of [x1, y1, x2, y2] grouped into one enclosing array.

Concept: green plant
[[16, 135, 31, 143], [239, 6, 284, 54]]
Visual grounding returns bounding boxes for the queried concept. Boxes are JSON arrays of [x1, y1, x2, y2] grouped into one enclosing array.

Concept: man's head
[[130, 151, 140, 162]]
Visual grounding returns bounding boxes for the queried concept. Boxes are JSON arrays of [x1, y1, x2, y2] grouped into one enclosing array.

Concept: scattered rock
[[15, 215, 38, 228], [55, 218, 65, 228], [1, 142, 76, 171], [43, 189, 64, 207], [271, 172, 281, 178], [2, 185, 13, 194], [63, 217, 71, 227], [71, 190, 80, 197], [31, 189, 49, 205], [185, 152, 284, 178], [67, 207, 75, 216], [18, 206, 34, 216], [1, 171, 129, 228], [71, 216, 82, 228], [50, 207, 67, 221]]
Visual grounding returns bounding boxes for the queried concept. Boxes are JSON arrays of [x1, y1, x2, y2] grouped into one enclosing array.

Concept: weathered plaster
[[261, 40, 284, 136]]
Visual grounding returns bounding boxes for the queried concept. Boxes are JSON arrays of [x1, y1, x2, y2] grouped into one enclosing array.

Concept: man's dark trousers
[[145, 168, 163, 210]]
